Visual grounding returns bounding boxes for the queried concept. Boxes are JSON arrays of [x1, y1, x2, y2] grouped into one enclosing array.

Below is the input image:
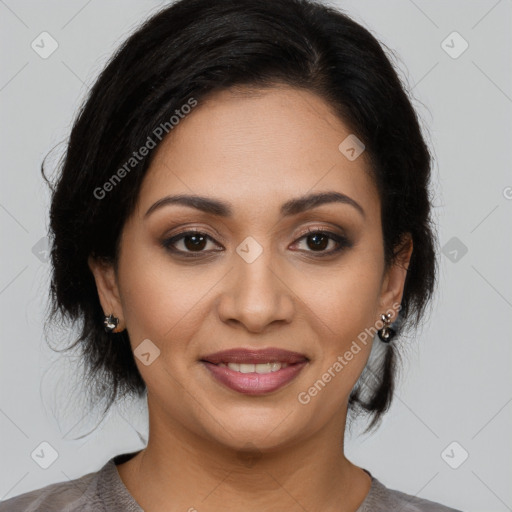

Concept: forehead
[[135, 85, 379, 222]]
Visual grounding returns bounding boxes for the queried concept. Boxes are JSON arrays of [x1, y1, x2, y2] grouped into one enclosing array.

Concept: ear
[[378, 233, 413, 322], [88, 255, 125, 332]]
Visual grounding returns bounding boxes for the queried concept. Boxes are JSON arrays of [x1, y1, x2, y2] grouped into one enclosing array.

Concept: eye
[[162, 229, 222, 256], [162, 227, 352, 258], [291, 227, 352, 256]]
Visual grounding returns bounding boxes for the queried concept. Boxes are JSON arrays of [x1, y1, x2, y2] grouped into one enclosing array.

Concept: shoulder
[[0, 465, 102, 512], [359, 471, 464, 512]]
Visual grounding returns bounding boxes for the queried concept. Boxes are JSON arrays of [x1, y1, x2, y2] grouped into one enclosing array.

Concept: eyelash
[[161, 227, 352, 258]]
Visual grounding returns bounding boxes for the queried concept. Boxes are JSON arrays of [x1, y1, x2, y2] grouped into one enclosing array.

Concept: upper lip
[[200, 348, 309, 365]]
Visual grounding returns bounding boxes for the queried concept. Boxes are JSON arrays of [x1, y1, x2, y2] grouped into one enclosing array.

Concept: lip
[[199, 347, 309, 395], [200, 347, 309, 365], [201, 360, 309, 395]]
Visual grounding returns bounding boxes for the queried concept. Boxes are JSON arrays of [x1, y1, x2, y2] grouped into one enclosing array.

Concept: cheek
[[116, 249, 216, 399], [294, 249, 384, 395], [116, 236, 209, 349], [301, 259, 383, 339], [121, 270, 209, 348]]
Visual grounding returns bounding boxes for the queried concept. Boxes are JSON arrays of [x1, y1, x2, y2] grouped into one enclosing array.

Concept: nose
[[216, 242, 295, 333]]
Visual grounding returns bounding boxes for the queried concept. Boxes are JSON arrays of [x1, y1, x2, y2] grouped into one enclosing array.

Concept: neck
[[116, 402, 371, 512]]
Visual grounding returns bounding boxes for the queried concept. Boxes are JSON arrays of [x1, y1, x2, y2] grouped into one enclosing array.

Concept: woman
[[0, 0, 463, 510]]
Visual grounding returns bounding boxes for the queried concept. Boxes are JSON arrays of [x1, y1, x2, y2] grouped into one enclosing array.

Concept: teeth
[[219, 362, 289, 373]]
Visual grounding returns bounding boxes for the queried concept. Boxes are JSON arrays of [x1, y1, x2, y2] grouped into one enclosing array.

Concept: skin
[[89, 84, 412, 512]]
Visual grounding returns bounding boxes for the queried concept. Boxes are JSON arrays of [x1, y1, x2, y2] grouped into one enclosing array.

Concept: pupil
[[185, 234, 206, 251], [308, 233, 328, 251]]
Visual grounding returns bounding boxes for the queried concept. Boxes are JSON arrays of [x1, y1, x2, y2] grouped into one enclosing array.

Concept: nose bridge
[[237, 239, 277, 298], [218, 235, 294, 331]]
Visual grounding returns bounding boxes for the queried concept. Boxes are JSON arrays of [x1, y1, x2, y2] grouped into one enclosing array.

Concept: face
[[89, 85, 411, 453]]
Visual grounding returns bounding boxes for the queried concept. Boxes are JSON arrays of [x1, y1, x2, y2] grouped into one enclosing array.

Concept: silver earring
[[103, 314, 119, 333], [377, 312, 396, 343]]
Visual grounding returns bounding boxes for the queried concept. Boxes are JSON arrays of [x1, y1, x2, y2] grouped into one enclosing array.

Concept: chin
[[199, 406, 309, 454]]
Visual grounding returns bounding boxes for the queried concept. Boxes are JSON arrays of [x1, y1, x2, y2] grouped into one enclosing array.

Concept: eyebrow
[[144, 191, 365, 219]]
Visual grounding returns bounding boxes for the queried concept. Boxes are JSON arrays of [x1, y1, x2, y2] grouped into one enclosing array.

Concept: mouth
[[213, 361, 293, 373], [199, 348, 309, 395]]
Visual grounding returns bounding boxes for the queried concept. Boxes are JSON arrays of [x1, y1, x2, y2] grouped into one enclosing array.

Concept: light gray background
[[1, 1, 511, 511]]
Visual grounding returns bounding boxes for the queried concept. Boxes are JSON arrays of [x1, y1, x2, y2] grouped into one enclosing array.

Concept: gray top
[[0, 451, 463, 511]]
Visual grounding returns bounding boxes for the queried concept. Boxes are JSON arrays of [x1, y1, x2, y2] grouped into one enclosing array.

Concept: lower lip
[[201, 361, 308, 395]]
